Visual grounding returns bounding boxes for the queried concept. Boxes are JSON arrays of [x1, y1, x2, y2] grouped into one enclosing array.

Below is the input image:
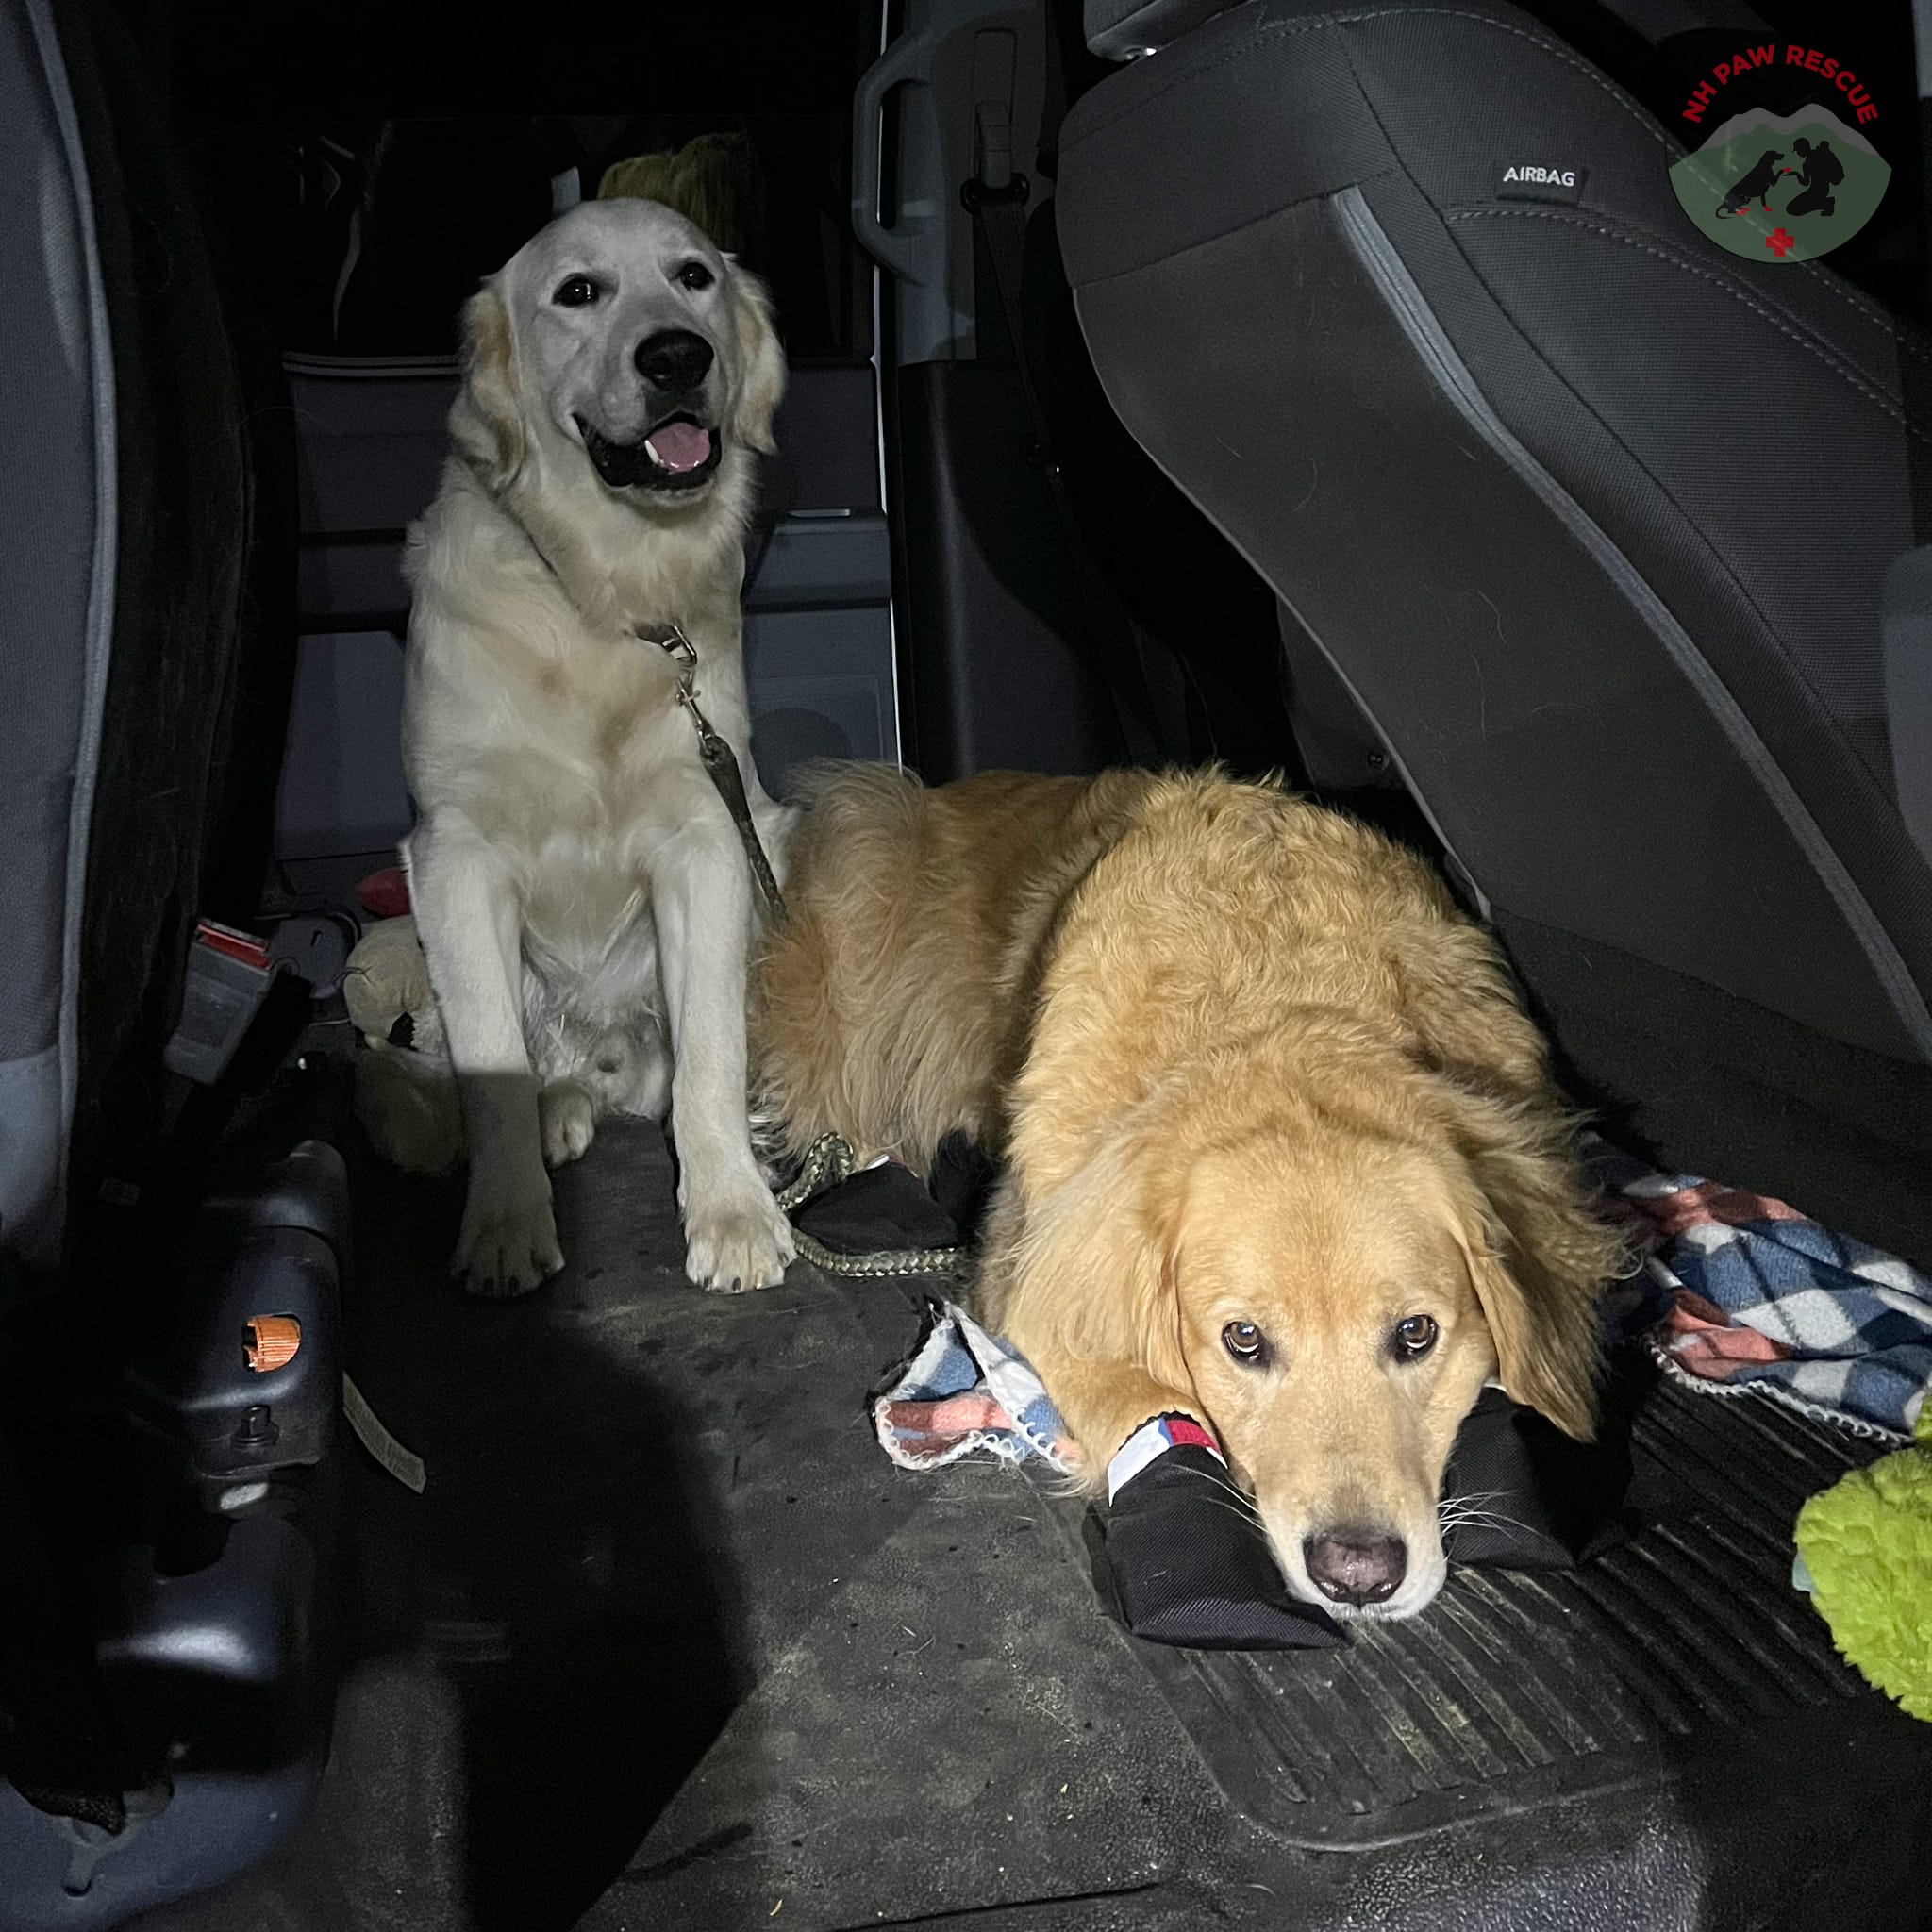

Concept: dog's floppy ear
[[1432, 1083, 1622, 1441], [449, 283, 525, 490], [726, 266, 786, 456], [1010, 1118, 1195, 1400]]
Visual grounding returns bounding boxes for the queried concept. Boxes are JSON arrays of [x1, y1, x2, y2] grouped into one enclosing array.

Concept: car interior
[[3, 0, 1930, 1925]]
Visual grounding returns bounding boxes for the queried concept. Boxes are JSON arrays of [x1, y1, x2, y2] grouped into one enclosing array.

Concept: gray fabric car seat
[[1056, 0, 1932, 1261], [0, 13, 330, 1917], [0, 0, 280, 1275]]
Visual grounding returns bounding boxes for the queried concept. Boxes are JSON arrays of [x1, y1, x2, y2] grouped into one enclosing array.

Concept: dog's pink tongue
[[645, 422, 713, 473]]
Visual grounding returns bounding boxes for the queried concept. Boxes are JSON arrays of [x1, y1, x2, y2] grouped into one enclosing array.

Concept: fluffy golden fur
[[755, 765, 1621, 1620]]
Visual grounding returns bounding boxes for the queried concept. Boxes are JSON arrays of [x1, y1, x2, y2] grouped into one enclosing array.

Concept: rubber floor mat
[[124, 1095, 1932, 1932], [1119, 1370, 1881, 1848]]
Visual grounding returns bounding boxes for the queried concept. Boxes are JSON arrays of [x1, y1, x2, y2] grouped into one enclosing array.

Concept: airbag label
[[1492, 163, 1588, 203]]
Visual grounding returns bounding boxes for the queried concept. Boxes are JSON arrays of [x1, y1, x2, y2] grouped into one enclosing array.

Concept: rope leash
[[636, 630, 954, 1279], [775, 1133, 969, 1281]]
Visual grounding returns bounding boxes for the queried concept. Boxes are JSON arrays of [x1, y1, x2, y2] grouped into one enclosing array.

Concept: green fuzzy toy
[[1794, 1403, 1932, 1722]]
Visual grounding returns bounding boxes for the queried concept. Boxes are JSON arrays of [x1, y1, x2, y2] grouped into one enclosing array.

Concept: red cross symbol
[[1764, 227, 1796, 258]]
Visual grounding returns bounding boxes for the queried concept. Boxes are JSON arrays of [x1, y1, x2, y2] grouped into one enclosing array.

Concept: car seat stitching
[[1068, 6, 1932, 373], [1443, 196, 1932, 375], [1421, 202, 1908, 764], [1785, 261, 1932, 367], [1069, 7, 1673, 154], [1445, 205, 1931, 443]]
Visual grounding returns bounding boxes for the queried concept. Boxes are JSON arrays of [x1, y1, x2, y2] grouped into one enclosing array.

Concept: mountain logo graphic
[[1671, 82, 1889, 265]]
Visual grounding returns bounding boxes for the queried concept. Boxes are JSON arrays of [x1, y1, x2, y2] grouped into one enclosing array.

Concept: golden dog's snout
[[1303, 1525, 1408, 1607]]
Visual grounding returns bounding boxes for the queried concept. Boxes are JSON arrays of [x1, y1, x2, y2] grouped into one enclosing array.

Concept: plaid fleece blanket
[[1591, 1144, 1932, 1444], [873, 1147, 1932, 1471]]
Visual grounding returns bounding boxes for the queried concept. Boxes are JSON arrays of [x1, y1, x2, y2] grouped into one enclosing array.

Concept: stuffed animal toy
[[598, 130, 766, 264], [1794, 1403, 1932, 1720], [342, 915, 460, 1175], [343, 915, 437, 1050]]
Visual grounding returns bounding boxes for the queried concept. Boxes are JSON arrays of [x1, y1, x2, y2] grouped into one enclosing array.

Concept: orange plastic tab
[[244, 1315, 302, 1373]]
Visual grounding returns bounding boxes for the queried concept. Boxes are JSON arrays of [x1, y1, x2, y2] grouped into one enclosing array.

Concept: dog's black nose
[[1303, 1527, 1407, 1606], [634, 329, 714, 391]]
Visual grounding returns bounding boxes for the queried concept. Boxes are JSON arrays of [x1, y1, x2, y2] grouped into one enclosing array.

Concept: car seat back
[[1056, 0, 1932, 1257], [1, 0, 275, 1273]]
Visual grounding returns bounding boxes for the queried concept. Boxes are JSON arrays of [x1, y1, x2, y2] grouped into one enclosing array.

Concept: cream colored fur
[[383, 197, 795, 1297]]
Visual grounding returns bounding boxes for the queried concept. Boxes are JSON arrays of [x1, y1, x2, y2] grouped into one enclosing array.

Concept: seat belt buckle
[[162, 921, 280, 1087], [963, 33, 1028, 211]]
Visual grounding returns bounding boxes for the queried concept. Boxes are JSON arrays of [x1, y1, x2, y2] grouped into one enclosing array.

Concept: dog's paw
[[454, 1184, 564, 1300], [540, 1080, 597, 1169], [683, 1185, 795, 1293]]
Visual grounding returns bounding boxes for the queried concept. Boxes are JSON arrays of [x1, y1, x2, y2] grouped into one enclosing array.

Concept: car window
[[161, 1, 878, 360]]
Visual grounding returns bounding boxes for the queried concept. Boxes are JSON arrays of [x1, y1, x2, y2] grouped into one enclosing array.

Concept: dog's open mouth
[[576, 414, 723, 493]]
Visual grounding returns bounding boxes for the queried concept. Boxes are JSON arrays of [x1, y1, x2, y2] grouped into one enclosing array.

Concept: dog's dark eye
[[1222, 1320, 1267, 1366], [552, 275, 600, 308], [675, 260, 714, 291], [1392, 1313, 1440, 1360]]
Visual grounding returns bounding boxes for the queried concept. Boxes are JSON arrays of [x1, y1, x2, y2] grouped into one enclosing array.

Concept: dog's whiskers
[[1165, 1461, 1263, 1521], [1438, 1500, 1537, 1540], [1173, 1491, 1274, 1535]]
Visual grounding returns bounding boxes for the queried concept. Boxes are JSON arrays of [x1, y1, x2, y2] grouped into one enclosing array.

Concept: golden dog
[[755, 765, 1619, 1620]]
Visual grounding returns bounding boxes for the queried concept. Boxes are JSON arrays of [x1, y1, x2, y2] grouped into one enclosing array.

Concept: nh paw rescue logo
[[1669, 40, 1890, 263]]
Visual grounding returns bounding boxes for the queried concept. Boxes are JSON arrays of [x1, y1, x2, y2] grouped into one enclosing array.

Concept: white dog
[[385, 198, 797, 1297]]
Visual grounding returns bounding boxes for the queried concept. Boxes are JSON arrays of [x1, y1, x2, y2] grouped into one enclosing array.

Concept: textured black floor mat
[[121, 1104, 1932, 1932]]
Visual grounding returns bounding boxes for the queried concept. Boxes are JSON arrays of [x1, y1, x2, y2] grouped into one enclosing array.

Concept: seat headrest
[[1084, 0, 1244, 61], [1086, 0, 1772, 62]]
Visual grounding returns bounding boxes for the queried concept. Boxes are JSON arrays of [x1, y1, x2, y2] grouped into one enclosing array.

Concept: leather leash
[[639, 621, 786, 921]]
